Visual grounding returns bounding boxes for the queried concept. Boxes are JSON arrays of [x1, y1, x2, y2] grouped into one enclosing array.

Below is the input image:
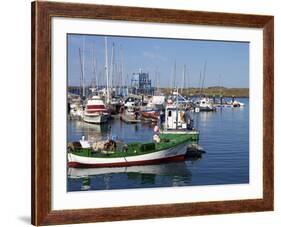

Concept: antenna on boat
[[104, 37, 110, 104]]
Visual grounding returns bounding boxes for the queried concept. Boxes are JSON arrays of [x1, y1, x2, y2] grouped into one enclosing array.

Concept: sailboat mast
[[112, 43, 115, 91], [78, 47, 84, 97], [154, 67, 158, 88], [173, 60, 177, 89], [181, 64, 186, 94], [120, 45, 124, 95], [200, 61, 207, 95], [82, 37, 85, 97], [154, 68, 157, 95], [175, 88, 179, 130], [157, 72, 160, 93], [198, 71, 202, 97], [91, 43, 97, 89], [104, 37, 109, 103], [186, 66, 189, 96], [110, 42, 115, 96], [95, 54, 98, 89], [219, 74, 222, 96]]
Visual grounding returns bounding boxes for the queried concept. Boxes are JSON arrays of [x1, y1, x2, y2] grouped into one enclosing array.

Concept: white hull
[[83, 113, 108, 124], [160, 130, 199, 135], [68, 141, 189, 167]]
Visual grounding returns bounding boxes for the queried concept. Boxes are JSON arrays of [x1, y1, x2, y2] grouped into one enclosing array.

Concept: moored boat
[[68, 132, 198, 168], [83, 95, 110, 124], [68, 94, 199, 168], [120, 106, 141, 123], [213, 97, 245, 108], [194, 97, 216, 112], [108, 97, 122, 115], [140, 110, 159, 122], [232, 100, 245, 107]]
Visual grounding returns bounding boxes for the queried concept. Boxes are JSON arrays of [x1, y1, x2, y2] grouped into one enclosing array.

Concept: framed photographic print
[[31, 1, 274, 226]]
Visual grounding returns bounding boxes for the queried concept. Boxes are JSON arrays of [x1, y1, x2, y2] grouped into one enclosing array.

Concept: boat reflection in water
[[68, 119, 110, 143], [68, 160, 194, 191]]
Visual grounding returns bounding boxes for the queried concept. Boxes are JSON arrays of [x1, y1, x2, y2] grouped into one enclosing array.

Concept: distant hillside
[[159, 87, 249, 97]]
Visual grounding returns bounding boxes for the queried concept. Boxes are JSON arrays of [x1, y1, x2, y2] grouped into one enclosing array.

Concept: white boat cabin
[[164, 105, 188, 130], [195, 97, 213, 108]]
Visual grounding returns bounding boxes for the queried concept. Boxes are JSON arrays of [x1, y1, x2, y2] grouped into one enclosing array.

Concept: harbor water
[[67, 98, 249, 191]]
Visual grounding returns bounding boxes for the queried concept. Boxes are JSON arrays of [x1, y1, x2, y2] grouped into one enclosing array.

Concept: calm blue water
[[67, 98, 249, 191]]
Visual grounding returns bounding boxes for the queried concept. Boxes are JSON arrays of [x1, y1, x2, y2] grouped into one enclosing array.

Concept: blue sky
[[67, 34, 249, 88]]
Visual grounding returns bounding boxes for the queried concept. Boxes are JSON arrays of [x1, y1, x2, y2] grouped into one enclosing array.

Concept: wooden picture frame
[[31, 1, 274, 226]]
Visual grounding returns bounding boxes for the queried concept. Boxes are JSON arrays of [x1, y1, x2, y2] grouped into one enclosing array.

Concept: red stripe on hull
[[85, 110, 109, 114], [86, 105, 106, 110], [68, 155, 186, 168]]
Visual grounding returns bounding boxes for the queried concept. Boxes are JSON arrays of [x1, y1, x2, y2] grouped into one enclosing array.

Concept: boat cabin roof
[[166, 105, 185, 111]]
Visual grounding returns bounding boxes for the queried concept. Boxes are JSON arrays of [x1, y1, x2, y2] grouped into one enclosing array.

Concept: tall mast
[[173, 60, 177, 89], [219, 74, 222, 96], [154, 68, 157, 95], [154, 67, 158, 88], [120, 45, 124, 93], [116, 45, 119, 87], [126, 73, 129, 87], [181, 64, 186, 94], [198, 71, 202, 97], [157, 72, 160, 92], [175, 88, 179, 129], [104, 37, 109, 103], [78, 47, 83, 97], [186, 66, 190, 96], [109, 42, 115, 95], [95, 54, 98, 89], [91, 43, 97, 89], [116, 45, 121, 87], [200, 61, 207, 95], [82, 36, 85, 97]]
